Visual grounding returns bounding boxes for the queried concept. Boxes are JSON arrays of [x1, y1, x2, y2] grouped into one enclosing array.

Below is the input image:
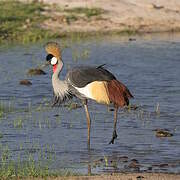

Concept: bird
[[45, 42, 133, 149]]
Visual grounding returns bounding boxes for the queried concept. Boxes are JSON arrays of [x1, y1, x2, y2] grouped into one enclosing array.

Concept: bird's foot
[[109, 130, 118, 144], [51, 96, 60, 107], [51, 101, 57, 107]]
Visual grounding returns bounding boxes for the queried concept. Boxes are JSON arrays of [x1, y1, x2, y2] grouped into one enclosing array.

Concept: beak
[[40, 61, 50, 69]]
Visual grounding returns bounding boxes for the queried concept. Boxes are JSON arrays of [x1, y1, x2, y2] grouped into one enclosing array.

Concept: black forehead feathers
[[46, 54, 54, 61]]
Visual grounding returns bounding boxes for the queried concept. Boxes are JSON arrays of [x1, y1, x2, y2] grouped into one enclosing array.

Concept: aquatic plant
[[0, 100, 15, 118], [13, 117, 23, 128], [0, 132, 3, 139], [104, 155, 108, 167], [0, 110, 3, 118], [155, 102, 160, 116]]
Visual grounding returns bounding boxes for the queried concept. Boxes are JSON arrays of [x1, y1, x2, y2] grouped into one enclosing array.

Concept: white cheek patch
[[51, 57, 58, 65]]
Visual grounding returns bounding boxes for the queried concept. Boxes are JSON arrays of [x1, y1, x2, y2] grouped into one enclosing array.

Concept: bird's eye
[[51, 57, 58, 65]]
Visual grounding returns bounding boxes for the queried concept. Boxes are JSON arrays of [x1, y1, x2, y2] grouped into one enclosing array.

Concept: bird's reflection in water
[[87, 148, 92, 175], [88, 163, 91, 175], [85, 151, 131, 175]]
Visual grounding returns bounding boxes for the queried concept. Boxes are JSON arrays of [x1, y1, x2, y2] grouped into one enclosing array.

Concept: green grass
[[65, 7, 104, 18], [0, 158, 51, 179], [0, 0, 58, 43], [0, 144, 80, 179], [0, 159, 80, 179], [66, 14, 79, 24]]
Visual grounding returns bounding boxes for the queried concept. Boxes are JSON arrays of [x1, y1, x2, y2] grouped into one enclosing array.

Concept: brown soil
[[21, 0, 180, 34], [27, 173, 180, 180]]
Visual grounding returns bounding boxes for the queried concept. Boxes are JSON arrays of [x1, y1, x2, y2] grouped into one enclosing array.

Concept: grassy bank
[[0, 1, 100, 44], [0, 0, 59, 43], [0, 0, 137, 44]]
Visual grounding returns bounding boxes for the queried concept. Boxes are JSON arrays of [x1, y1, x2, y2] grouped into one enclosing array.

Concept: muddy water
[[0, 33, 180, 174]]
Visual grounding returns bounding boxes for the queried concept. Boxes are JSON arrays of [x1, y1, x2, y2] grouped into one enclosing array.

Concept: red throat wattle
[[53, 64, 57, 73]]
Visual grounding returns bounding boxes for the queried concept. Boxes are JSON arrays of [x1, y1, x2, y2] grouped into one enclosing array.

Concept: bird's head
[[45, 42, 63, 73]]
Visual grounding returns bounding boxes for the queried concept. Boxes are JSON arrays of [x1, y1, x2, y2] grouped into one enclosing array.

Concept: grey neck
[[52, 61, 63, 80], [51, 60, 69, 98]]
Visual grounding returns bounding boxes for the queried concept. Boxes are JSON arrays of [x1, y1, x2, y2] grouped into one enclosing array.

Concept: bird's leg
[[83, 99, 91, 149], [109, 104, 118, 144], [51, 95, 59, 107]]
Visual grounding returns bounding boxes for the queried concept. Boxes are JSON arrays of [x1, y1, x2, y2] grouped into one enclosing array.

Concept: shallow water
[[0, 33, 180, 174]]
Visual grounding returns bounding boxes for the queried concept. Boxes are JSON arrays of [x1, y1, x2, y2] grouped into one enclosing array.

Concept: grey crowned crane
[[45, 42, 133, 148]]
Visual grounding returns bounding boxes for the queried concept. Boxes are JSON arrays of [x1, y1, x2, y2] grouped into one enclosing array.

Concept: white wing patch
[[72, 81, 110, 104], [72, 83, 93, 99]]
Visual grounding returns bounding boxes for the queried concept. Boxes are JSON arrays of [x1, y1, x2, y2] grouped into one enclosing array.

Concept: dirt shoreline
[[20, 0, 180, 35], [29, 173, 180, 180]]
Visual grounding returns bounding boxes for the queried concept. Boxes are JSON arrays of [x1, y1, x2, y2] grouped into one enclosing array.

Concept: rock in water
[[19, 79, 32, 86], [27, 68, 46, 75], [155, 129, 173, 137]]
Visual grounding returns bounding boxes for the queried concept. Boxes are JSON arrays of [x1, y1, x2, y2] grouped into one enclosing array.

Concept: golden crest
[[45, 42, 61, 60]]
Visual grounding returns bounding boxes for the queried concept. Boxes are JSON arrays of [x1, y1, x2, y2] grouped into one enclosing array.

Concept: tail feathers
[[107, 80, 133, 107]]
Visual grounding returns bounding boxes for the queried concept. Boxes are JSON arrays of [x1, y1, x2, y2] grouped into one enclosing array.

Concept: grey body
[[66, 65, 116, 88]]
